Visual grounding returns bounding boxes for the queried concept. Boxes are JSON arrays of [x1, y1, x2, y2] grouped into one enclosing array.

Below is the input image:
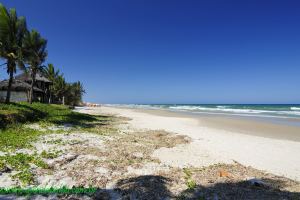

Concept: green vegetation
[[0, 127, 41, 151], [0, 4, 27, 103], [43, 63, 85, 106], [0, 102, 113, 150], [0, 103, 45, 128], [0, 3, 85, 104], [0, 187, 97, 195], [22, 29, 48, 104], [0, 102, 115, 186], [45, 138, 64, 145], [183, 168, 197, 190], [176, 168, 200, 200], [41, 150, 62, 159], [0, 102, 101, 128], [0, 153, 49, 185]]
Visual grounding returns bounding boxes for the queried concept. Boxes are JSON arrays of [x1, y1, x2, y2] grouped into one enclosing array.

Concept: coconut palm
[[65, 81, 85, 106], [22, 30, 47, 104], [73, 81, 85, 102], [0, 3, 27, 103], [42, 63, 60, 103], [42, 63, 60, 83], [53, 74, 67, 104]]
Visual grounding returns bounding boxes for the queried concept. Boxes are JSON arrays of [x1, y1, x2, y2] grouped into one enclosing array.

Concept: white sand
[[77, 106, 300, 181]]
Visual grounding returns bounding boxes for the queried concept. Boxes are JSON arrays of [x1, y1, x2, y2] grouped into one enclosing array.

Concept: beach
[[83, 105, 300, 182], [1, 103, 300, 199], [1, 1, 300, 198]]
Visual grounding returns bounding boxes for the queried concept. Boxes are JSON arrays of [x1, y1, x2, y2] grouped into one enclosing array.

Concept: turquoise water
[[115, 104, 300, 119]]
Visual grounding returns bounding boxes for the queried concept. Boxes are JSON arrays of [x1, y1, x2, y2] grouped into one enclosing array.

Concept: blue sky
[[0, 0, 300, 104]]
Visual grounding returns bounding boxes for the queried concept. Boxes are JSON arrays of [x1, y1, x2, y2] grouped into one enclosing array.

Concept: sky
[[0, 0, 300, 104]]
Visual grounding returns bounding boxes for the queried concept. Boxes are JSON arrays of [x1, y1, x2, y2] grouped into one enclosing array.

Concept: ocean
[[111, 104, 300, 119]]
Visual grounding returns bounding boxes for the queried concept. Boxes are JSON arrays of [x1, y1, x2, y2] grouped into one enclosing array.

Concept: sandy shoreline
[[134, 108, 300, 142], [85, 106, 300, 181], [98, 105, 300, 141]]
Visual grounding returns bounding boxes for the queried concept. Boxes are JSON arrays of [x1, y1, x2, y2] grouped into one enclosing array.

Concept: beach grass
[[0, 103, 116, 185], [0, 103, 114, 151], [0, 103, 100, 128]]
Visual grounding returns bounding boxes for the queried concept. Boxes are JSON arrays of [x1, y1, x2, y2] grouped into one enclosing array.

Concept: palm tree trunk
[[49, 93, 52, 104], [29, 71, 36, 104], [5, 63, 14, 104]]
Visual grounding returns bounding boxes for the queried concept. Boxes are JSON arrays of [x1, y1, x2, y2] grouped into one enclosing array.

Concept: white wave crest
[[216, 106, 230, 109], [291, 107, 300, 111], [168, 105, 300, 116]]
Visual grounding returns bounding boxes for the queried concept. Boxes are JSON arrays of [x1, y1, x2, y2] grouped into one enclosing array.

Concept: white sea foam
[[168, 105, 300, 117], [191, 111, 293, 119], [108, 104, 300, 118], [291, 107, 300, 111], [216, 105, 229, 109], [111, 104, 164, 110]]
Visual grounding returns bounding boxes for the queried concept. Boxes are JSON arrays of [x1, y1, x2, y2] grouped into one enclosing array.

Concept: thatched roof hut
[[0, 80, 43, 92], [15, 72, 52, 83], [0, 73, 51, 103]]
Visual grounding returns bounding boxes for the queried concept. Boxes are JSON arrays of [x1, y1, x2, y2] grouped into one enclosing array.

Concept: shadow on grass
[[0, 103, 113, 130], [0, 103, 45, 129], [47, 112, 113, 128], [1, 175, 299, 200]]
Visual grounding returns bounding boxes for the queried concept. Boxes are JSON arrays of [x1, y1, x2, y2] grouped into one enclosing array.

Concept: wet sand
[[133, 108, 300, 142]]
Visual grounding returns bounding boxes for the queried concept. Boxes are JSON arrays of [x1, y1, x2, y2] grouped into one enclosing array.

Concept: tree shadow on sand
[[0, 175, 299, 200], [114, 175, 172, 200], [110, 175, 300, 200]]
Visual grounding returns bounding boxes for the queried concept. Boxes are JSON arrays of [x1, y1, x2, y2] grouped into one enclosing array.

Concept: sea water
[[112, 104, 300, 119]]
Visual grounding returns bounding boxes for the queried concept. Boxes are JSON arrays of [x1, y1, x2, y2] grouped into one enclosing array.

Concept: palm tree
[[0, 3, 27, 103], [42, 63, 60, 103], [43, 63, 60, 82], [23, 30, 47, 104], [72, 81, 85, 105], [53, 74, 67, 105], [65, 81, 85, 106]]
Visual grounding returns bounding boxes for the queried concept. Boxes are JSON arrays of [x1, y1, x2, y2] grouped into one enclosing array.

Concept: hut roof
[[15, 72, 52, 83], [0, 80, 44, 92]]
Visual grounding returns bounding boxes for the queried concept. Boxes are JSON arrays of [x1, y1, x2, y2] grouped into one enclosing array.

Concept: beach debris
[[132, 152, 143, 158], [29, 163, 38, 169], [46, 153, 78, 167], [126, 162, 170, 176], [247, 178, 268, 187], [218, 169, 230, 178], [0, 165, 12, 174], [95, 167, 109, 175]]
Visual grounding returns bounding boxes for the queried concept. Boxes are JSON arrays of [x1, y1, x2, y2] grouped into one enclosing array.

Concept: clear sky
[[0, 0, 299, 104]]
